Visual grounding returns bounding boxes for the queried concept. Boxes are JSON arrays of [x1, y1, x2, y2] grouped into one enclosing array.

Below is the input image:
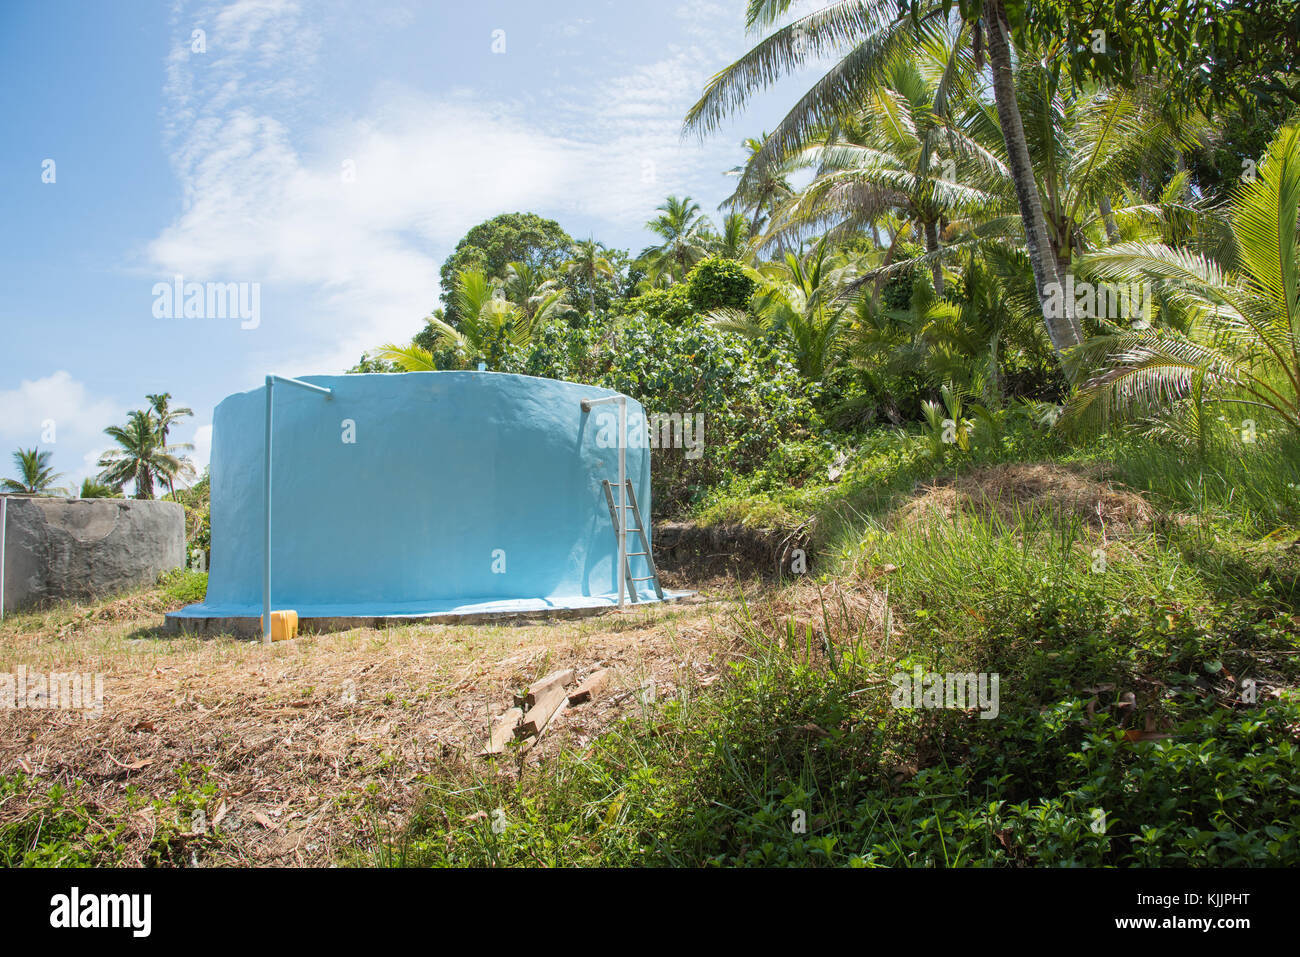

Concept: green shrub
[[505, 313, 819, 516], [160, 568, 208, 604], [623, 285, 692, 325], [685, 257, 756, 313]]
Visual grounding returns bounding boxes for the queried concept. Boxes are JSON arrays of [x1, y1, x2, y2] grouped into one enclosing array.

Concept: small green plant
[[160, 567, 208, 604], [920, 383, 982, 458], [0, 775, 127, 867]]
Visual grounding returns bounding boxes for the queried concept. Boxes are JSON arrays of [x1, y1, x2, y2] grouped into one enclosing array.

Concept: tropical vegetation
[[96, 397, 195, 500], [1, 447, 65, 495], [341, 1, 1300, 869]]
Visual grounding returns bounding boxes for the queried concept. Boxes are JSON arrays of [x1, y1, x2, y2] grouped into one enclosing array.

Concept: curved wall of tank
[[176, 371, 656, 619]]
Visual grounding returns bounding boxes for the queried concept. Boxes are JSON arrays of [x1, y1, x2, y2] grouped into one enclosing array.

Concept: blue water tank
[[177, 371, 658, 619]]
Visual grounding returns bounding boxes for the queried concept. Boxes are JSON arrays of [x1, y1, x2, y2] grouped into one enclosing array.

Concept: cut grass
[[0, 581, 735, 866]]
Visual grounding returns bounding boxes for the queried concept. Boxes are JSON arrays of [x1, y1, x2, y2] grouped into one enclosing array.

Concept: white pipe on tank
[[0, 496, 6, 621], [618, 395, 627, 606], [263, 375, 333, 643]]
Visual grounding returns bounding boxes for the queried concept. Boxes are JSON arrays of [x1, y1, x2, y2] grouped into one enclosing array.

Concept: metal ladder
[[601, 479, 663, 603]]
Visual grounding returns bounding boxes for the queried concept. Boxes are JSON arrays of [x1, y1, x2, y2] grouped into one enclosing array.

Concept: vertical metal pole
[[262, 376, 274, 644], [0, 496, 7, 621], [617, 396, 626, 608]]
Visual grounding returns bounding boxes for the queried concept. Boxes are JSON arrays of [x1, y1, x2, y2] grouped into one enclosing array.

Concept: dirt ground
[[0, 579, 752, 866]]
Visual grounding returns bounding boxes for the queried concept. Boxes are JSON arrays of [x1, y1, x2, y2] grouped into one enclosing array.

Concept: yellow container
[[262, 609, 299, 641]]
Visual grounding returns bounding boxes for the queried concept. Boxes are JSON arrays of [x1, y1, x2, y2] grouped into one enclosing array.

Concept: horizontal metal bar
[[580, 394, 624, 412], [267, 374, 333, 397]]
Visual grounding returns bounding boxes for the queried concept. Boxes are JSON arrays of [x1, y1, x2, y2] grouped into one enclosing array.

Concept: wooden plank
[[480, 706, 524, 756], [513, 668, 576, 708], [567, 669, 610, 706], [513, 683, 568, 740]]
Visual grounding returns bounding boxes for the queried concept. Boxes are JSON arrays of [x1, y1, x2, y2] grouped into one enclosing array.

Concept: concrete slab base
[[164, 591, 693, 638]]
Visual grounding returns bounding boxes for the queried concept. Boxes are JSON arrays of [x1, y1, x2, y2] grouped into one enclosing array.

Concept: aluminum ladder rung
[[600, 479, 664, 603]]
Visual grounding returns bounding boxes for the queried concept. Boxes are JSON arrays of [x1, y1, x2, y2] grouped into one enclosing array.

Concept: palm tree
[[373, 341, 440, 372], [961, 59, 1198, 283], [977, 0, 1080, 355], [682, 0, 1084, 357], [97, 410, 189, 500], [146, 392, 194, 498], [712, 211, 755, 262], [500, 261, 572, 321], [766, 43, 1003, 296], [638, 195, 711, 284], [721, 134, 794, 241], [916, 249, 1044, 406], [379, 266, 569, 371], [78, 477, 119, 499], [2, 447, 64, 495], [565, 239, 615, 312], [1061, 125, 1300, 442], [707, 238, 855, 380]]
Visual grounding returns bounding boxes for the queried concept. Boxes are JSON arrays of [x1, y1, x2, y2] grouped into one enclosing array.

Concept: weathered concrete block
[[1, 496, 185, 612]]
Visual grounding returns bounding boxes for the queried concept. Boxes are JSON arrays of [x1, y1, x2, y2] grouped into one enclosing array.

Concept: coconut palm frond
[[685, 1, 902, 144], [375, 342, 438, 372]]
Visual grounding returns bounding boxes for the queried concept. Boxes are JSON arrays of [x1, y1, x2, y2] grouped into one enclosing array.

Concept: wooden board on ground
[[514, 668, 577, 708], [567, 669, 610, 706], [480, 706, 524, 756], [514, 683, 569, 740]]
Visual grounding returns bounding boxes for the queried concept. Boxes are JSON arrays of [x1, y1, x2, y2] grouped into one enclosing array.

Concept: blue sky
[[1, 0, 814, 490]]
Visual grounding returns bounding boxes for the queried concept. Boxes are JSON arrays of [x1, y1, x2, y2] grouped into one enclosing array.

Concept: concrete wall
[[189, 371, 654, 617], [1, 496, 186, 612]]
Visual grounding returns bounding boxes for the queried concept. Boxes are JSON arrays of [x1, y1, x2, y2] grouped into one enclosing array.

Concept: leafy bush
[[622, 284, 692, 325], [170, 470, 210, 555], [506, 313, 820, 516], [160, 568, 208, 604], [685, 257, 756, 313]]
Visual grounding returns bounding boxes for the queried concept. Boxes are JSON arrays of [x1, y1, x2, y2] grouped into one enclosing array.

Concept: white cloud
[[0, 371, 121, 450], [148, 1, 747, 375], [189, 424, 214, 476], [0, 371, 124, 492]]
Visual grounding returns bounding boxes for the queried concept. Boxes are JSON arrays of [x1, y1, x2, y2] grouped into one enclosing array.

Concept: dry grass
[[894, 462, 1155, 536], [0, 582, 745, 866], [741, 577, 894, 652]]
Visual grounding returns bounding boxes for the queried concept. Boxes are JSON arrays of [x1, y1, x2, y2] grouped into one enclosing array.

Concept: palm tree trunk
[[137, 464, 154, 500], [987, 333, 1003, 409], [870, 225, 906, 308], [922, 219, 945, 295], [983, 0, 1081, 357], [1099, 194, 1120, 244]]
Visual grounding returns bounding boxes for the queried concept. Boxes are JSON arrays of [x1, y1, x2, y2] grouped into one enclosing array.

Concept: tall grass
[[382, 504, 1300, 867], [1078, 431, 1300, 536]]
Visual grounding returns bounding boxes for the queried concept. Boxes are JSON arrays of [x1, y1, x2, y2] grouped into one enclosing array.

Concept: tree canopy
[[438, 212, 574, 313]]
